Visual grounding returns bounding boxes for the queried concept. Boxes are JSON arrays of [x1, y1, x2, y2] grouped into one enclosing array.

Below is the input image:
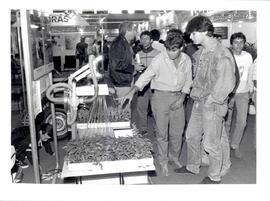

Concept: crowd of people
[[13, 15, 256, 184], [106, 15, 256, 184]]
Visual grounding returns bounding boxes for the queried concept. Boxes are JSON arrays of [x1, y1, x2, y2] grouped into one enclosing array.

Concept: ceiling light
[[30, 24, 39, 29]]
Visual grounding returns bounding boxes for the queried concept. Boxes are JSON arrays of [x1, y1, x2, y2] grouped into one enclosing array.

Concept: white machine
[[46, 55, 107, 135], [46, 55, 155, 184]]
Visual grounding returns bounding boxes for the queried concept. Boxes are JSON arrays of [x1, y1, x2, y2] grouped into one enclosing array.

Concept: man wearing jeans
[[133, 31, 160, 134], [226, 32, 254, 159], [118, 29, 192, 176], [174, 16, 235, 184]]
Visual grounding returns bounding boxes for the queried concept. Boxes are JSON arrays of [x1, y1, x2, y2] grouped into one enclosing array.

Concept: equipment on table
[[46, 55, 155, 184]]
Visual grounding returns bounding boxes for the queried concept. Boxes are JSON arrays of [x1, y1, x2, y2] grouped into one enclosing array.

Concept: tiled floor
[[12, 110, 256, 184]]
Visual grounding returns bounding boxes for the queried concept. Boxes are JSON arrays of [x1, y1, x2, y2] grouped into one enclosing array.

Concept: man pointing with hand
[[117, 29, 192, 176]]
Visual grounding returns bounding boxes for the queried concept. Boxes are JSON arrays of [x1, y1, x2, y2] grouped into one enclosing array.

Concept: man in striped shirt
[[175, 16, 235, 184], [133, 31, 160, 134]]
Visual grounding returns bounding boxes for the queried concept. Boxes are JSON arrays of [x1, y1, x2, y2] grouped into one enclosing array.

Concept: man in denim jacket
[[175, 16, 235, 184]]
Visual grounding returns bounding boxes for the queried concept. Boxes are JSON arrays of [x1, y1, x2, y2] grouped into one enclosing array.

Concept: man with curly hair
[[174, 16, 235, 184]]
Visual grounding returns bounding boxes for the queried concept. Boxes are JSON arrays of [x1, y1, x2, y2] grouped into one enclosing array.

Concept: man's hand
[[38, 139, 42, 147], [115, 86, 139, 109], [108, 87, 116, 95], [170, 99, 184, 111], [115, 91, 134, 109], [249, 86, 254, 94], [135, 63, 146, 72]]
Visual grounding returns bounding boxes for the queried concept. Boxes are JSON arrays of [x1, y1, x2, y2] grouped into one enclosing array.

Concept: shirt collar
[[204, 38, 219, 52], [163, 51, 185, 65], [142, 46, 154, 53]]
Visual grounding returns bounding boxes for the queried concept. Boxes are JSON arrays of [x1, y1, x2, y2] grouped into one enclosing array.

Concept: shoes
[[13, 167, 23, 183], [174, 166, 195, 174], [16, 160, 29, 169], [220, 168, 230, 177], [200, 176, 221, 184], [141, 130, 148, 135], [168, 160, 182, 168], [160, 165, 169, 176], [231, 148, 243, 159]]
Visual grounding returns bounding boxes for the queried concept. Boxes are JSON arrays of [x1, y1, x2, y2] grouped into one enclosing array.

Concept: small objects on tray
[[77, 106, 130, 123], [107, 106, 130, 122], [63, 134, 153, 164]]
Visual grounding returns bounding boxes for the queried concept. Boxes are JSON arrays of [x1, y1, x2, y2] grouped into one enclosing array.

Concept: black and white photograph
[[1, 0, 270, 201]]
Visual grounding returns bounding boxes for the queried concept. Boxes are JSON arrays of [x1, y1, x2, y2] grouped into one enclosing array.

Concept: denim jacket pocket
[[202, 102, 215, 120], [214, 103, 228, 118]]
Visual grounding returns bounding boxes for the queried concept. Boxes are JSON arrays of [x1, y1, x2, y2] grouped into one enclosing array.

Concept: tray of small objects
[[76, 103, 131, 130], [62, 129, 155, 176]]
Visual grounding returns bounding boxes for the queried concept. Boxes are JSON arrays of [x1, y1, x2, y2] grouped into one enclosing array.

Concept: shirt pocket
[[176, 71, 186, 86]]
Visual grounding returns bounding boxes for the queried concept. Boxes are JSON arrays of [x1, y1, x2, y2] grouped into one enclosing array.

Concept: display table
[[61, 157, 155, 184]]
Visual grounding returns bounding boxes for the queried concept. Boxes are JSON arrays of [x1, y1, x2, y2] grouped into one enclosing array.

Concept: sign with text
[[214, 26, 228, 39], [50, 12, 89, 26]]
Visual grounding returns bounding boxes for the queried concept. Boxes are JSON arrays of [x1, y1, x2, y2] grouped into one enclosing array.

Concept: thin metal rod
[[16, 10, 27, 112], [21, 9, 40, 183], [49, 73, 60, 183], [101, 25, 104, 71], [101, 20, 146, 24]]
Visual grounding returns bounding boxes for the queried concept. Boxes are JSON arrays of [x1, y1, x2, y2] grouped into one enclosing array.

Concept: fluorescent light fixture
[[30, 24, 39, 29], [79, 28, 84, 35]]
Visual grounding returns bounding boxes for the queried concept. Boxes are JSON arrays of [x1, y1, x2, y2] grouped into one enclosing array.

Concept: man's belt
[[153, 89, 182, 95]]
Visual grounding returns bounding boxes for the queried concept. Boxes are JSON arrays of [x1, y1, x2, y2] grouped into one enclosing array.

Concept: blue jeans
[[201, 123, 231, 176], [186, 100, 229, 181], [151, 90, 185, 167], [226, 92, 249, 149]]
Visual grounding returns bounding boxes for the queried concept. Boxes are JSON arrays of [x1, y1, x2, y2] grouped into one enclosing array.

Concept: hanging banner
[[49, 11, 89, 26]]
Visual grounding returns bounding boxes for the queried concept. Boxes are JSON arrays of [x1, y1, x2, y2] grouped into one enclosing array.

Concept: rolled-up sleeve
[[181, 57, 193, 94], [211, 56, 236, 104]]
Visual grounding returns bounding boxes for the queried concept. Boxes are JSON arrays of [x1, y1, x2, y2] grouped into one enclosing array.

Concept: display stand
[[61, 157, 155, 184], [61, 129, 156, 184]]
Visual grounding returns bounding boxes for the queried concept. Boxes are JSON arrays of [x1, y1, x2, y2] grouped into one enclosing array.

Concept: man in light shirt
[[226, 32, 254, 159], [118, 29, 192, 176]]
